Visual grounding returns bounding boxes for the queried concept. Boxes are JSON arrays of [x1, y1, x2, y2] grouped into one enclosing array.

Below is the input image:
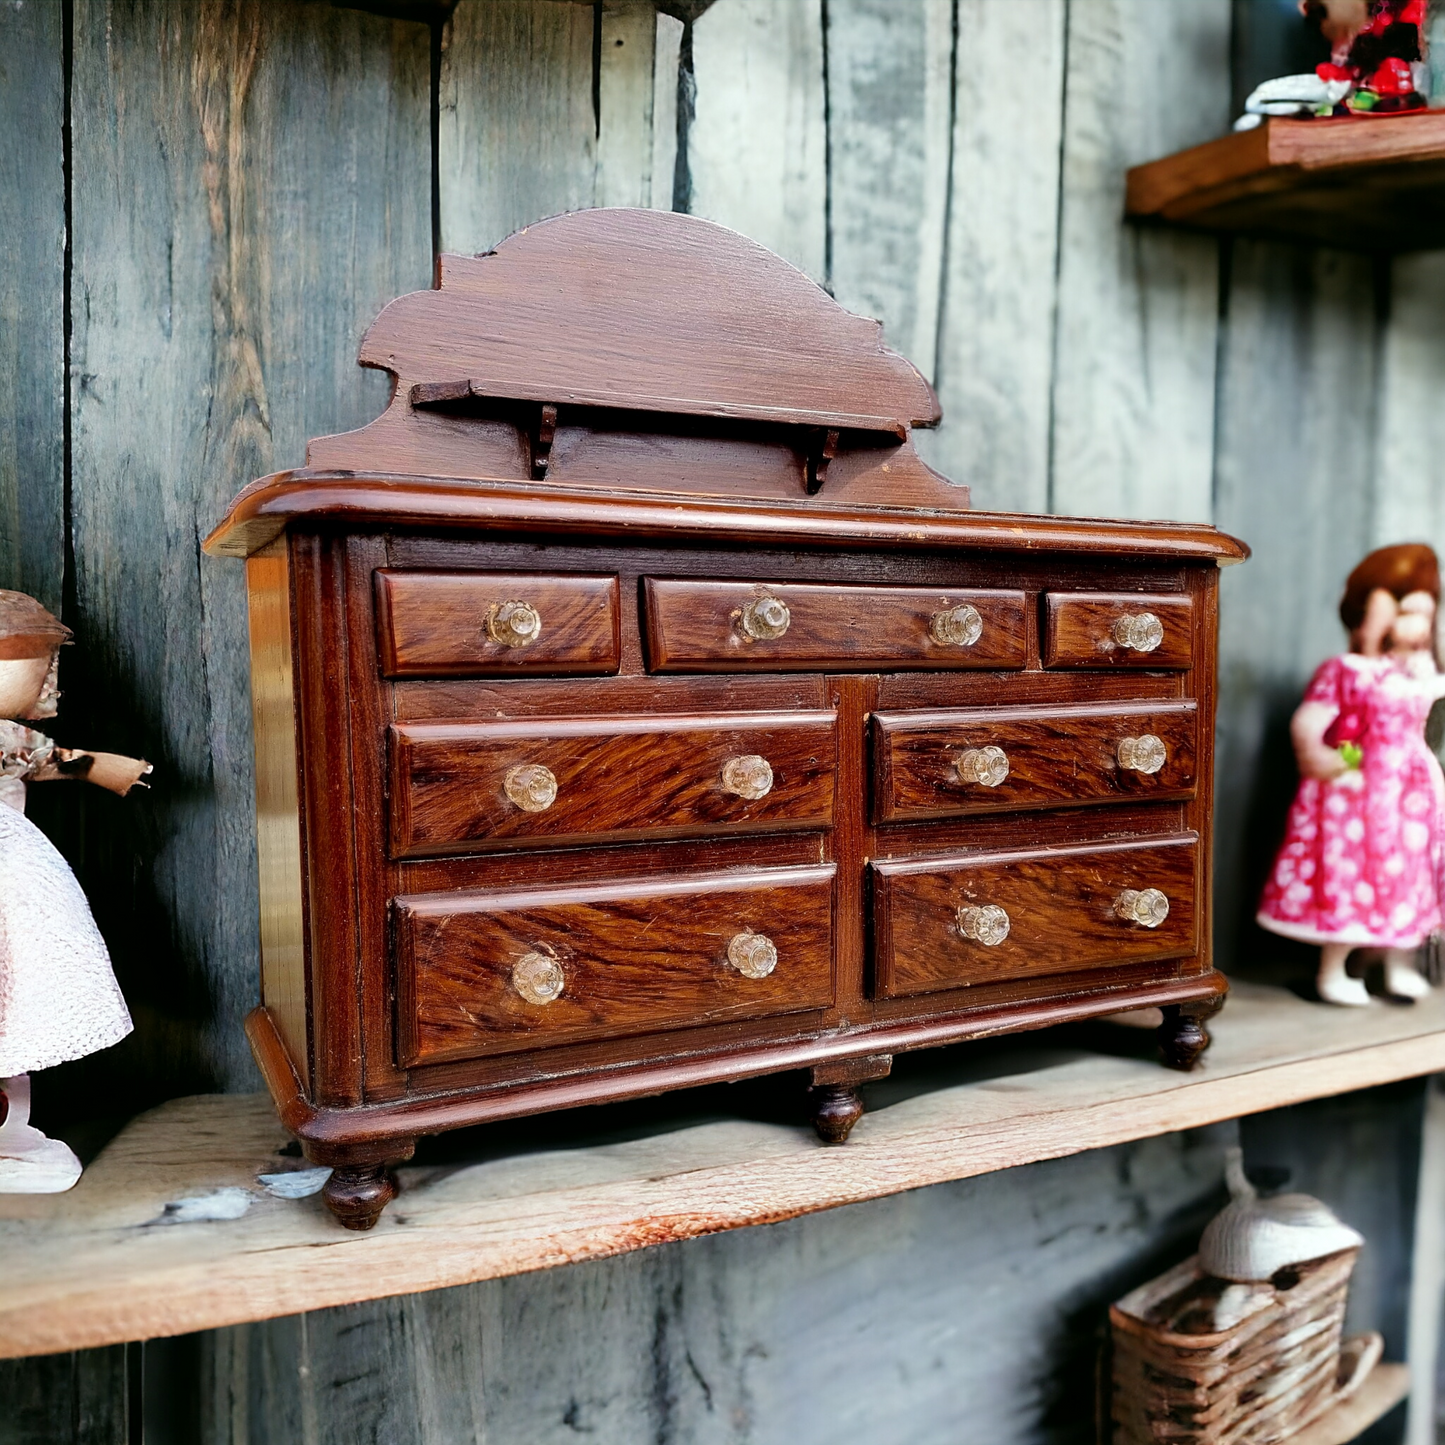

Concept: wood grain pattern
[[873, 835, 1199, 999], [0, 0, 64, 610], [395, 864, 837, 1066], [643, 579, 1029, 672], [1043, 592, 1195, 670], [872, 700, 1198, 824], [6, 983, 1445, 1362], [388, 709, 837, 858], [375, 569, 621, 678], [1126, 113, 1445, 253]]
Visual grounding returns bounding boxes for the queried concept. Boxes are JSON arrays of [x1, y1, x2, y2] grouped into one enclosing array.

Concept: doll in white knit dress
[[0, 591, 149, 1191]]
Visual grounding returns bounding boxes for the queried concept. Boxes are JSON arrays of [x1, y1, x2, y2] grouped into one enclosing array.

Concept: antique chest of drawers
[[206, 209, 1247, 1229]]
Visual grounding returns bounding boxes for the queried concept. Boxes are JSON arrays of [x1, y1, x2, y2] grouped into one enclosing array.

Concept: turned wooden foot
[[809, 1054, 891, 1144], [322, 1163, 398, 1230], [1157, 998, 1222, 1072]]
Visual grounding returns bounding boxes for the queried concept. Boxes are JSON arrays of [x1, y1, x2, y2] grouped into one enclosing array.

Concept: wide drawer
[[642, 579, 1028, 672], [872, 700, 1197, 823], [389, 709, 837, 858], [872, 835, 1198, 999], [375, 569, 621, 677], [1043, 592, 1194, 670], [395, 865, 836, 1066]]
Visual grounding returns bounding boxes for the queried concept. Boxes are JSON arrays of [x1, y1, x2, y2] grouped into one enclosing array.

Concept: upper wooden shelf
[[1126, 112, 1445, 252], [5, 981, 1445, 1358]]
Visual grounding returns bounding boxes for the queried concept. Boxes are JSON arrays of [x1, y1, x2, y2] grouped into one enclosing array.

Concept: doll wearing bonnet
[[0, 590, 148, 1190]]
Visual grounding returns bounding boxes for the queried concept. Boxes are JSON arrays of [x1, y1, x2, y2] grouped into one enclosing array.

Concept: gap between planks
[[4, 981, 1445, 1359]]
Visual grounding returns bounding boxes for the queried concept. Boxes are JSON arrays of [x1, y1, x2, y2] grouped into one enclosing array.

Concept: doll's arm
[[30, 748, 151, 796], [1291, 700, 1347, 781]]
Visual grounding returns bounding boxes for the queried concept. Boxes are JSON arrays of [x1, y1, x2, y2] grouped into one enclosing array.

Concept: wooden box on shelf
[[205, 209, 1246, 1230]]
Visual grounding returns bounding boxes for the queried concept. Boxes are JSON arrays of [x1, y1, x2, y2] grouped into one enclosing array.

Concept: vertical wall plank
[[0, 1345, 130, 1445], [597, 3, 659, 208], [824, 0, 952, 378], [1374, 253, 1445, 557], [439, 0, 598, 253], [1211, 243, 1381, 973], [688, 0, 827, 281], [651, 11, 684, 211], [0, 0, 65, 611], [1050, 0, 1230, 522], [920, 0, 1067, 512], [59, 0, 431, 1104]]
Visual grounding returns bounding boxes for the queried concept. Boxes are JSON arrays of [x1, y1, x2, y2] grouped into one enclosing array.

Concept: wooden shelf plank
[[1126, 112, 1445, 252], [5, 981, 1445, 1359], [1294, 1362, 1409, 1445]]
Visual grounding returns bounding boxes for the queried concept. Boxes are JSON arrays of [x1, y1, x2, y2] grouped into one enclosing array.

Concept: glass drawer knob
[[738, 595, 791, 641], [957, 745, 1010, 787], [487, 599, 542, 648], [930, 603, 983, 648], [513, 950, 565, 1004], [1112, 612, 1164, 653], [721, 754, 774, 800], [1115, 888, 1170, 928], [957, 904, 1010, 946], [504, 763, 557, 813], [727, 931, 778, 979], [1117, 734, 1167, 774]]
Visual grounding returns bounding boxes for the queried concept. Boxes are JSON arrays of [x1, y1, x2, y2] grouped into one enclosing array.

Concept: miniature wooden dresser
[[206, 209, 1247, 1229]]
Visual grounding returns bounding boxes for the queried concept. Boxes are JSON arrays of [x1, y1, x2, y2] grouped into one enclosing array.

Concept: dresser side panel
[[246, 545, 310, 1091]]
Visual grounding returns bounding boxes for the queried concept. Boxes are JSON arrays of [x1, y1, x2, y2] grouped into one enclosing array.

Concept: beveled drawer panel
[[376, 569, 621, 677], [872, 835, 1198, 999], [642, 579, 1028, 672], [389, 710, 837, 858], [872, 700, 1197, 823], [395, 865, 836, 1066], [1043, 592, 1194, 670]]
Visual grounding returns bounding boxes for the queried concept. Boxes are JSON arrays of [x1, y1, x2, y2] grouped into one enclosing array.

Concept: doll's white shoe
[[1385, 960, 1432, 1000], [1317, 971, 1373, 1007], [0, 1075, 82, 1193]]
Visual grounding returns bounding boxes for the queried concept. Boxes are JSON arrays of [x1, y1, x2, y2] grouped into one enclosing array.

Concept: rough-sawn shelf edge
[[4, 981, 1445, 1359]]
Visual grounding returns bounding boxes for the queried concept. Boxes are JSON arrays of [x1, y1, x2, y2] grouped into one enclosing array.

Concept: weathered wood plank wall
[[0, 0, 1440, 1441]]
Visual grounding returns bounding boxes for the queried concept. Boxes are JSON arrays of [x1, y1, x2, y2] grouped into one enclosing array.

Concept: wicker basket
[[1110, 1248, 1378, 1444]]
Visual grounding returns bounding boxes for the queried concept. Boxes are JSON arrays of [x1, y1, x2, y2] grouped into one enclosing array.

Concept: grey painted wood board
[[0, 0, 65, 612], [0, 1344, 130, 1445], [49, 0, 432, 1112], [1049, 0, 1230, 522]]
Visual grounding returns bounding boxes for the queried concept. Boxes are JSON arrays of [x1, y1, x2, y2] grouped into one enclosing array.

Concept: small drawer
[[1043, 592, 1194, 670], [642, 579, 1028, 673], [872, 700, 1197, 824], [872, 835, 1198, 1000], [395, 865, 836, 1066], [375, 570, 621, 678], [389, 709, 837, 858]]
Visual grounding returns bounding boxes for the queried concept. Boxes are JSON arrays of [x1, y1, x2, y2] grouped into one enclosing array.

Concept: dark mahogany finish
[[206, 210, 1247, 1227]]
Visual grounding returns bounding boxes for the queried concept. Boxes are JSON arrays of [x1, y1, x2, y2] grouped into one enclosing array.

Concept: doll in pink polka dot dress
[[1259, 544, 1445, 1006]]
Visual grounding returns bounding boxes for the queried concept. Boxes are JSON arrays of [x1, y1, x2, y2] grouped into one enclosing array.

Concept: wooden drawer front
[[389, 710, 837, 858], [872, 835, 1198, 999], [1043, 593, 1194, 670], [395, 865, 836, 1066], [872, 700, 1198, 823], [376, 570, 621, 677], [643, 579, 1028, 672]]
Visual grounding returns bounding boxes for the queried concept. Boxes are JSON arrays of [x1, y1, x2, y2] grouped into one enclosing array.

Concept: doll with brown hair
[[0, 590, 149, 1191], [1258, 545, 1445, 1006]]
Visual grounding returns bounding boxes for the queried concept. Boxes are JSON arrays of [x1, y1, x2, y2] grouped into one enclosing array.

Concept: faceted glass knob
[[1112, 612, 1164, 653], [727, 931, 778, 978], [957, 745, 1010, 787], [957, 904, 1010, 946], [721, 754, 774, 800], [1115, 888, 1170, 928], [504, 763, 557, 813], [487, 599, 543, 648], [1117, 734, 1167, 774], [738, 595, 791, 641], [930, 603, 983, 648], [513, 950, 565, 1004]]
